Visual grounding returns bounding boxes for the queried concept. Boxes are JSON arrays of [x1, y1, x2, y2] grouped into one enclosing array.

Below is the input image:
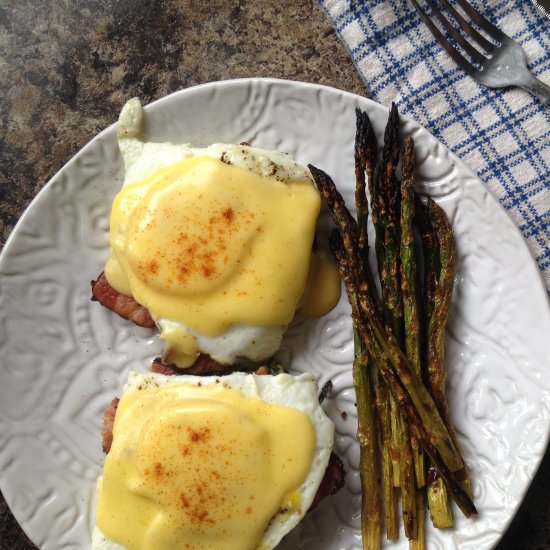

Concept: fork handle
[[520, 74, 550, 106]]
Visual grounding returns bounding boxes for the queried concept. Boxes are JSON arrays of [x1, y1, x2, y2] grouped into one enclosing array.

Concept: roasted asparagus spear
[[355, 107, 398, 541], [309, 164, 476, 518], [369, 104, 416, 539], [416, 195, 472, 527], [353, 108, 382, 549]]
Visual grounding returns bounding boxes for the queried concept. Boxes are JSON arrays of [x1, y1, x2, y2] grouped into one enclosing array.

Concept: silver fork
[[410, 0, 550, 105]]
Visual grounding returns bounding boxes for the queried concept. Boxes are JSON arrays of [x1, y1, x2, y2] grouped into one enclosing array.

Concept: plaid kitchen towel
[[320, 0, 550, 292]]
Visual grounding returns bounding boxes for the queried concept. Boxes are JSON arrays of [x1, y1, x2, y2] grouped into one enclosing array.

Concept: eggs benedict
[[92, 370, 336, 550], [94, 98, 340, 369]]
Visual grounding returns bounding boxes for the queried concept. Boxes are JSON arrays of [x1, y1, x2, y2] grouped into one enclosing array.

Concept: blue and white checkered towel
[[320, 0, 550, 291]]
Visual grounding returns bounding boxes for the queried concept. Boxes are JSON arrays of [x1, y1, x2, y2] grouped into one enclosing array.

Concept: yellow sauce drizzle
[[96, 381, 316, 550]]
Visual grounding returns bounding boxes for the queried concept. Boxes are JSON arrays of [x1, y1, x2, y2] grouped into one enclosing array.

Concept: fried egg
[[103, 98, 340, 368], [92, 370, 335, 550]]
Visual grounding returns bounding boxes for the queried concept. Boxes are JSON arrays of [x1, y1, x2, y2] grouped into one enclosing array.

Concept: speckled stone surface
[[0, 1, 549, 549]]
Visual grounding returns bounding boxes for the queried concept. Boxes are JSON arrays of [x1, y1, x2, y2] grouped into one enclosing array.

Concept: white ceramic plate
[[1, 79, 549, 550]]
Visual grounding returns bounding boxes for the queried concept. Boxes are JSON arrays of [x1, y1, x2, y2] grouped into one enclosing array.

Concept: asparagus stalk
[[354, 334, 382, 549], [399, 136, 425, 546], [399, 137, 426, 490], [374, 368, 399, 540], [370, 105, 416, 539], [409, 489, 427, 550], [355, 108, 398, 541], [399, 435, 417, 539], [355, 107, 372, 261], [332, 237, 398, 539], [371, 102, 404, 346], [427, 468, 453, 528], [367, 105, 402, 491], [353, 108, 382, 549], [416, 195, 474, 527], [415, 196, 453, 528], [425, 197, 465, 465], [354, 110, 382, 310], [426, 197, 472, 499], [310, 165, 476, 518]]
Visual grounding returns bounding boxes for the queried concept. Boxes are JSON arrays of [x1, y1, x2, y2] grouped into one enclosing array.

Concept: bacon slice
[[102, 398, 120, 453], [91, 272, 155, 328], [151, 356, 244, 377], [309, 451, 346, 510]]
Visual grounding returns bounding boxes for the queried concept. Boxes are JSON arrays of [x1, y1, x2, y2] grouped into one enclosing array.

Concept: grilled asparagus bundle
[[309, 104, 475, 549]]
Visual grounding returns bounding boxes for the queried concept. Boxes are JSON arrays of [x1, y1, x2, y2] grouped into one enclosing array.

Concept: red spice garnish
[[187, 427, 211, 443], [153, 462, 165, 478], [148, 259, 159, 274], [180, 493, 190, 509], [222, 207, 234, 222], [181, 445, 191, 456], [202, 265, 214, 278]]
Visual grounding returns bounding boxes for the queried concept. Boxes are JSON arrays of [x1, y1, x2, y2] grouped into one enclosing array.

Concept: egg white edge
[[157, 319, 285, 366], [92, 370, 335, 550], [117, 97, 312, 186]]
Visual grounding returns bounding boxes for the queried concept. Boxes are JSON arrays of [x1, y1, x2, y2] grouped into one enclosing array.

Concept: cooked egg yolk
[[95, 382, 316, 550]]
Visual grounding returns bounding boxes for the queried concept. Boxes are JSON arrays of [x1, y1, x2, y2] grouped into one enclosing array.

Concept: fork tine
[[455, 0, 508, 42], [425, 0, 486, 65], [440, 0, 495, 53], [410, 0, 474, 74]]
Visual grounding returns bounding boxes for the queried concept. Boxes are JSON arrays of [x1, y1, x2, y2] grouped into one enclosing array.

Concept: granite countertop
[[1, 1, 549, 549]]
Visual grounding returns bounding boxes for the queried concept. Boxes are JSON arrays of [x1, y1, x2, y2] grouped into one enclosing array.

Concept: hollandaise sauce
[[106, 155, 323, 334], [105, 154, 341, 367], [95, 380, 316, 550]]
